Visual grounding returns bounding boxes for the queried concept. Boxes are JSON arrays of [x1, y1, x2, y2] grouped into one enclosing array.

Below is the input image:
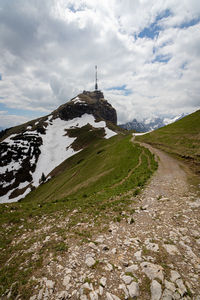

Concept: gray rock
[[63, 275, 71, 288], [121, 275, 133, 285], [38, 288, 44, 300], [164, 244, 180, 255], [162, 289, 173, 300], [134, 250, 142, 261], [190, 229, 199, 238], [119, 283, 129, 299], [89, 291, 98, 300], [95, 236, 104, 243], [85, 257, 96, 268], [80, 295, 88, 300], [29, 296, 37, 300], [150, 280, 162, 300], [100, 277, 107, 287], [141, 262, 164, 282], [88, 242, 98, 250], [57, 291, 69, 299], [82, 282, 93, 291], [106, 292, 121, 300], [170, 270, 180, 282], [145, 239, 159, 252], [176, 279, 187, 296], [111, 248, 117, 254], [45, 279, 55, 290], [105, 263, 113, 271], [127, 281, 139, 298], [125, 264, 138, 273], [164, 280, 176, 293], [99, 286, 104, 296]]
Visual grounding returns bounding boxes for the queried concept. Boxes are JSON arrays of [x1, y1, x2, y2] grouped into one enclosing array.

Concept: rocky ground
[[5, 144, 200, 300]]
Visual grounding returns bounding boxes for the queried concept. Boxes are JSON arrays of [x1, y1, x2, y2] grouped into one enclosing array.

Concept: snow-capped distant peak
[[120, 114, 186, 132]]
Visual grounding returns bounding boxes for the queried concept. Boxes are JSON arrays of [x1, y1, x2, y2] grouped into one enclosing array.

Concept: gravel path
[[16, 143, 200, 300]]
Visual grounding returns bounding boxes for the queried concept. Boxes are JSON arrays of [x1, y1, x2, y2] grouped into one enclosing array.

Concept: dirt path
[[12, 141, 200, 300]]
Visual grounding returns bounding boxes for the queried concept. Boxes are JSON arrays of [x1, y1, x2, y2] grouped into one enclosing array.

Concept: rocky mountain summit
[[0, 91, 118, 203], [54, 91, 117, 125]]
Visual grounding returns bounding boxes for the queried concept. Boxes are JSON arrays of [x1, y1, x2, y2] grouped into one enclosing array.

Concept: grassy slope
[[136, 110, 200, 173], [0, 133, 157, 298]]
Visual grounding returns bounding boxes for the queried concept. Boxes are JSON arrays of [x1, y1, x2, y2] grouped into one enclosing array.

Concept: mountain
[[120, 114, 186, 132], [136, 110, 200, 173], [0, 90, 119, 203], [119, 118, 147, 132]]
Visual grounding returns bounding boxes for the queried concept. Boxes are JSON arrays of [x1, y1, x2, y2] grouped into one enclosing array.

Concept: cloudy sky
[[0, 0, 200, 128]]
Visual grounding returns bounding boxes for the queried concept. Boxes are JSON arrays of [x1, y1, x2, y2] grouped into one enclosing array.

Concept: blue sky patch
[[178, 17, 200, 29], [138, 9, 171, 39], [107, 85, 132, 96], [152, 54, 172, 64], [181, 62, 187, 69], [0, 74, 2, 80]]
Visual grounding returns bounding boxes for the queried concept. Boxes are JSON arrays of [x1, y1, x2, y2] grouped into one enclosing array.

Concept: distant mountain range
[[119, 113, 186, 132]]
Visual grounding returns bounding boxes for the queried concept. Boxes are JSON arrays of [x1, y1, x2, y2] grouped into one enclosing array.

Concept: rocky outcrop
[[53, 90, 117, 125]]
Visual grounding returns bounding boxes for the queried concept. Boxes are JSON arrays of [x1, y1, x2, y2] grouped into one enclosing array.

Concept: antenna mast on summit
[[95, 65, 98, 91]]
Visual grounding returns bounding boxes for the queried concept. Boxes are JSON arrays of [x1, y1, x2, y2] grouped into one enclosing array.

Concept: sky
[[0, 0, 200, 128]]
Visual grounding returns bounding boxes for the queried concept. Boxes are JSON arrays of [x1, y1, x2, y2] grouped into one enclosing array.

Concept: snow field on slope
[[0, 114, 117, 202], [30, 114, 117, 187]]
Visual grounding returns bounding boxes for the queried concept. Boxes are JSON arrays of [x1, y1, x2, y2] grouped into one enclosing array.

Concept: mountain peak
[[53, 90, 117, 125], [0, 90, 118, 203]]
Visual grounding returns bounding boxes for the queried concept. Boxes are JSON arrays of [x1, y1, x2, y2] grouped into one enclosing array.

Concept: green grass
[[136, 110, 200, 173], [0, 134, 157, 298]]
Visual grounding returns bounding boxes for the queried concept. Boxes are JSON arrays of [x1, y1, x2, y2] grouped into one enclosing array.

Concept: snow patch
[[71, 96, 86, 104], [31, 114, 117, 187], [0, 181, 31, 204], [163, 115, 180, 125], [2, 178, 15, 188], [0, 159, 22, 174], [133, 132, 151, 136]]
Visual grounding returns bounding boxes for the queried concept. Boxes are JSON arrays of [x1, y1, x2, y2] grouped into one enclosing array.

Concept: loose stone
[[150, 280, 162, 300], [170, 270, 181, 282], [121, 275, 133, 285], [85, 257, 96, 268], [164, 244, 180, 255], [141, 262, 164, 282], [127, 281, 139, 298], [125, 264, 138, 273]]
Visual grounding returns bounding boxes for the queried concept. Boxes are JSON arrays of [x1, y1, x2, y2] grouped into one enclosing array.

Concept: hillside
[[0, 133, 157, 299], [136, 110, 200, 173], [0, 91, 121, 203]]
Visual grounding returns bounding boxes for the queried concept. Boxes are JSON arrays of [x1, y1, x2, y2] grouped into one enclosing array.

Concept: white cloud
[[0, 0, 199, 127]]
